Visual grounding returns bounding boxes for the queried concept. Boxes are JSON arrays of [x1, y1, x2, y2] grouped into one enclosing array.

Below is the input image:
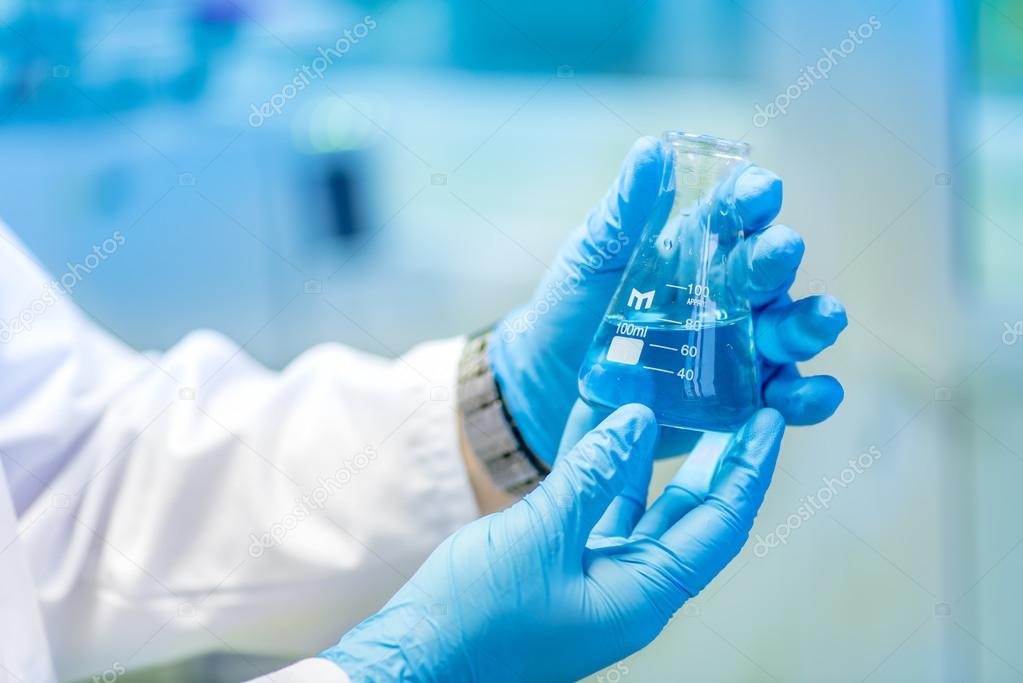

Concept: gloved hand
[[320, 404, 785, 683], [488, 137, 846, 464]]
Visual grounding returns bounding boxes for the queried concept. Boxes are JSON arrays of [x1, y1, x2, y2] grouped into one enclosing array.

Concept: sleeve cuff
[[248, 657, 351, 682]]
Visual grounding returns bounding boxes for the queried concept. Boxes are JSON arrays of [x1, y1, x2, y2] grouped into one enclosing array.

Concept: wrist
[[458, 331, 550, 496], [319, 616, 421, 682], [320, 600, 462, 683], [457, 412, 517, 513], [487, 319, 564, 464]]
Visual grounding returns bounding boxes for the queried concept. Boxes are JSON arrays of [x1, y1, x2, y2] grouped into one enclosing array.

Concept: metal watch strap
[[457, 333, 550, 498]]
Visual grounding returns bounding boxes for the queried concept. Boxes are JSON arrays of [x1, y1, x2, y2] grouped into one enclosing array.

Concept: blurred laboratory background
[[1, 0, 1020, 681]]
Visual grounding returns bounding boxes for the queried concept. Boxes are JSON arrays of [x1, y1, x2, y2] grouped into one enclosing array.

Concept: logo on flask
[[627, 288, 655, 311]]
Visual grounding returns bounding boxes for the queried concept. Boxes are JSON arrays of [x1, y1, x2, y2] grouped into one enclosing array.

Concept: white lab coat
[[0, 222, 480, 682]]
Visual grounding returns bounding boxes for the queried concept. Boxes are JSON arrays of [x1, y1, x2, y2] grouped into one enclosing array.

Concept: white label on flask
[[607, 336, 644, 365]]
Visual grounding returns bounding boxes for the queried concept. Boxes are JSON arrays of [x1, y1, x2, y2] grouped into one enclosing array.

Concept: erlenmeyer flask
[[579, 131, 759, 433]]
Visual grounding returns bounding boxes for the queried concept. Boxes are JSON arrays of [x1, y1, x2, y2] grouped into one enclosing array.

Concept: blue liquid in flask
[[578, 130, 762, 432], [580, 312, 758, 432]]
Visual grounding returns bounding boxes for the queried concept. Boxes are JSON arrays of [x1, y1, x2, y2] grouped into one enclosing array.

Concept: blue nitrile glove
[[488, 137, 847, 465], [320, 404, 785, 683]]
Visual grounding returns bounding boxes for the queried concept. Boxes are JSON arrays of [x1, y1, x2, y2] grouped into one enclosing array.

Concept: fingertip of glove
[[767, 375, 844, 425], [811, 295, 849, 340], [749, 408, 786, 462], [735, 166, 783, 225], [723, 408, 785, 474], [757, 225, 804, 260], [615, 402, 658, 430], [803, 375, 845, 422], [629, 135, 666, 160], [604, 403, 659, 449], [817, 294, 847, 318], [750, 407, 785, 438], [618, 400, 655, 415], [748, 225, 804, 290], [604, 137, 670, 230], [620, 137, 667, 177]]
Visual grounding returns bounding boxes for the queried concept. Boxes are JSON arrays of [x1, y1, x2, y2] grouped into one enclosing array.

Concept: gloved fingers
[[556, 399, 608, 460], [590, 405, 659, 540], [535, 404, 659, 550], [561, 136, 669, 274], [754, 294, 848, 364], [654, 410, 784, 593], [763, 365, 844, 425], [631, 486, 702, 539], [746, 224, 804, 307], [699, 408, 784, 519], [733, 166, 783, 235], [590, 495, 648, 542], [632, 431, 732, 538]]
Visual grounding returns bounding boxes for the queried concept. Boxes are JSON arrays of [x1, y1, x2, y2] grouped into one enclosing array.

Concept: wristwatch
[[457, 332, 550, 497]]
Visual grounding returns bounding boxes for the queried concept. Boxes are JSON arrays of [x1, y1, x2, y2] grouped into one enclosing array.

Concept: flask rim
[[663, 131, 751, 159]]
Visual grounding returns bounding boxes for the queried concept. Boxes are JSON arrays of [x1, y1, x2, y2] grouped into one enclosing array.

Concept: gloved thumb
[[532, 404, 659, 550]]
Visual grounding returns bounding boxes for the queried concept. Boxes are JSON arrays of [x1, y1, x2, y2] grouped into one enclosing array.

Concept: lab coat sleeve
[[1, 225, 480, 680], [250, 657, 351, 683]]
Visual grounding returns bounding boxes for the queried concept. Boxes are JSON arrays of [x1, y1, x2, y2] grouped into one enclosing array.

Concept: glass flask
[[579, 131, 759, 433]]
